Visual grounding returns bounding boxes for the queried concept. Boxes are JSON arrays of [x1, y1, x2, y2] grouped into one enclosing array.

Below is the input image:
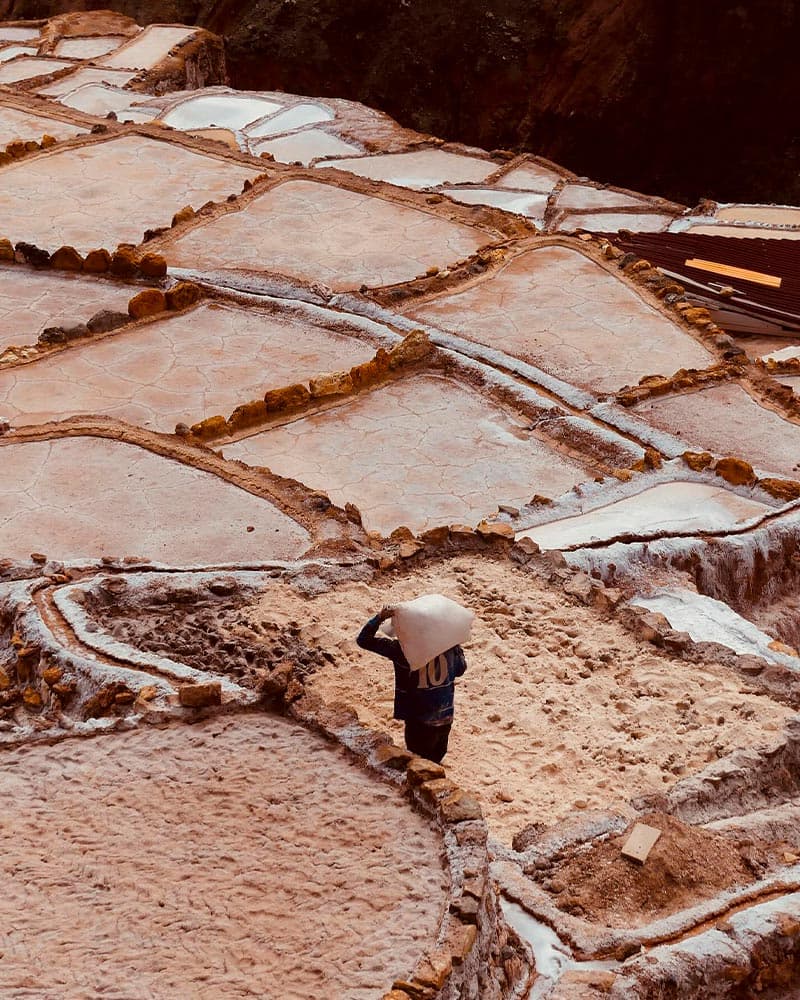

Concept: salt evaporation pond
[[316, 148, 497, 189], [443, 187, 548, 220], [252, 129, 361, 165], [0, 57, 73, 84], [246, 102, 333, 137], [163, 94, 283, 130], [517, 482, 770, 550], [632, 590, 800, 666], [60, 84, 136, 116], [0, 45, 36, 62], [54, 36, 125, 59]]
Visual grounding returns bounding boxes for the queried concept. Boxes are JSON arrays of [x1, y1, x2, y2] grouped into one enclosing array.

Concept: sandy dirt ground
[[245, 556, 793, 844], [0, 714, 447, 999]]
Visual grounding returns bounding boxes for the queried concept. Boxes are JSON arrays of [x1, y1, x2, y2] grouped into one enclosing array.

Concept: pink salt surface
[[167, 179, 487, 291], [556, 184, 646, 211], [316, 148, 496, 189], [37, 65, 136, 96], [53, 35, 126, 59], [0, 714, 447, 999], [685, 224, 800, 241], [0, 56, 73, 83], [0, 266, 133, 347], [495, 162, 563, 193], [0, 134, 259, 254], [247, 556, 793, 843], [0, 301, 375, 429], [0, 437, 308, 561], [559, 211, 673, 233], [0, 101, 86, 145], [99, 25, 197, 69], [633, 383, 800, 478], [716, 205, 800, 227], [252, 128, 361, 165], [406, 246, 712, 393], [225, 374, 589, 534]]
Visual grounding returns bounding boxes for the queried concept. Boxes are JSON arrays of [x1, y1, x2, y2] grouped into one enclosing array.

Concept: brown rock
[[388, 329, 433, 369], [309, 370, 354, 398], [0, 238, 14, 261], [406, 757, 446, 786], [50, 245, 84, 270], [415, 951, 453, 991], [418, 777, 459, 806], [138, 252, 167, 278], [420, 525, 450, 546], [22, 686, 43, 711], [172, 204, 195, 226], [476, 520, 514, 539], [264, 382, 310, 412], [40, 134, 57, 148], [178, 681, 222, 708], [440, 790, 483, 823], [715, 456, 756, 487], [227, 399, 267, 432], [559, 969, 617, 992], [0, 667, 10, 690], [42, 666, 63, 686], [128, 288, 166, 320], [165, 281, 202, 311], [449, 523, 476, 538], [643, 447, 662, 470], [0, 151, 11, 166], [682, 450, 714, 471], [6, 139, 26, 159], [635, 610, 671, 642], [374, 743, 414, 770], [758, 478, 800, 502], [110, 245, 139, 277], [83, 248, 111, 273], [189, 414, 227, 440], [399, 539, 425, 558], [350, 353, 387, 389], [564, 572, 594, 603]]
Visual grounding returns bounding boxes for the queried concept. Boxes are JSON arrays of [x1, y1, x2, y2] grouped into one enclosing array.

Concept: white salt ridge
[[631, 589, 799, 666], [163, 94, 283, 130], [246, 102, 333, 137], [762, 344, 800, 363], [0, 45, 36, 62], [517, 482, 769, 550]]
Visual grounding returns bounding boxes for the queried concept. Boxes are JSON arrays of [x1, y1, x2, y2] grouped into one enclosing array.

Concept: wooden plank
[[621, 823, 662, 864], [685, 257, 782, 289]]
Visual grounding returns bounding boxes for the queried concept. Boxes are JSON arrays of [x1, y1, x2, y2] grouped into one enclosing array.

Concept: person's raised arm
[[453, 645, 467, 677], [356, 606, 399, 660]]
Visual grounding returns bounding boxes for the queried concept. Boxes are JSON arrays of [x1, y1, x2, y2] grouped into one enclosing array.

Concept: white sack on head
[[391, 594, 474, 670]]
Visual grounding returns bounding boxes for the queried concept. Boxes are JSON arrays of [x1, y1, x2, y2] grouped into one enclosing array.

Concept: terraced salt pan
[[442, 187, 548, 221], [167, 178, 487, 292], [633, 589, 799, 666], [763, 345, 800, 363], [516, 482, 769, 550], [407, 246, 713, 393], [225, 374, 589, 533], [633, 383, 800, 478], [0, 714, 446, 998], [0, 27, 39, 41], [163, 93, 282, 130], [495, 162, 563, 193], [246, 101, 333, 137], [716, 205, 800, 227], [0, 134, 259, 254], [558, 211, 673, 233], [556, 184, 646, 211], [316, 148, 497, 189], [0, 103, 86, 146], [116, 105, 158, 123], [99, 25, 196, 69], [59, 83, 136, 116], [37, 66, 135, 96], [0, 45, 36, 62], [0, 301, 375, 429], [252, 128, 361, 165], [54, 35, 125, 59], [0, 266, 133, 348], [0, 437, 308, 561], [684, 224, 800, 241], [0, 56, 73, 83]]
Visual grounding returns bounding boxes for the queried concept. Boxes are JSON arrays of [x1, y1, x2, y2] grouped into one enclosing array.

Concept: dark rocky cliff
[[3, 0, 798, 206]]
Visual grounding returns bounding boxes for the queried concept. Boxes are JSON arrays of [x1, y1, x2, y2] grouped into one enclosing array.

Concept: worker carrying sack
[[385, 594, 474, 670]]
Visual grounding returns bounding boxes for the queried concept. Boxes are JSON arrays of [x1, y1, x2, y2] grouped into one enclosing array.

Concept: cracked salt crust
[[0, 714, 447, 998], [0, 56, 73, 84], [517, 482, 770, 550], [225, 373, 590, 533], [167, 178, 487, 291], [316, 147, 497, 190], [407, 246, 713, 393], [251, 128, 361, 165], [0, 301, 375, 430], [0, 266, 133, 348], [0, 437, 309, 562], [0, 26, 39, 41], [99, 25, 197, 70], [633, 383, 800, 479], [716, 205, 800, 227], [0, 134, 259, 254], [0, 102, 86, 145]]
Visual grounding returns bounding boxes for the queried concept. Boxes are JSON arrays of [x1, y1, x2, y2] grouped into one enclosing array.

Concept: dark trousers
[[404, 719, 452, 764]]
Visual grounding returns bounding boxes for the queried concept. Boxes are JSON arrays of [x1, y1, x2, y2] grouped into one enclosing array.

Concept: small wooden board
[[621, 823, 662, 864]]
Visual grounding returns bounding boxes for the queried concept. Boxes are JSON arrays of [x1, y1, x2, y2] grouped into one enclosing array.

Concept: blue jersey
[[357, 614, 467, 724]]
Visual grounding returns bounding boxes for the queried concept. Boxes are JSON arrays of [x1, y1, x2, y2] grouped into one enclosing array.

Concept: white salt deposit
[[762, 344, 800, 363], [54, 36, 124, 59], [162, 94, 283, 131], [0, 27, 39, 41], [0, 56, 73, 84], [252, 128, 361, 165], [517, 482, 769, 550], [59, 83, 135, 116], [0, 45, 36, 62], [246, 102, 333, 138], [316, 148, 497, 189], [441, 187, 548, 221], [631, 589, 799, 665]]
